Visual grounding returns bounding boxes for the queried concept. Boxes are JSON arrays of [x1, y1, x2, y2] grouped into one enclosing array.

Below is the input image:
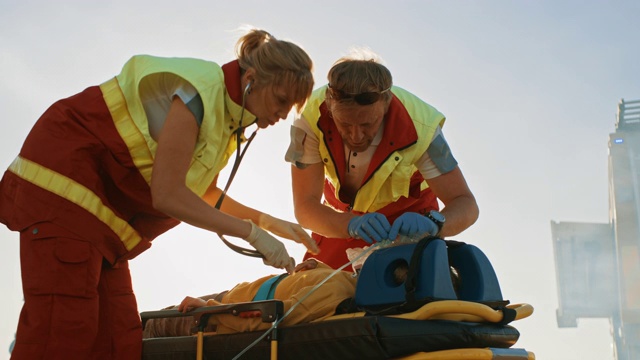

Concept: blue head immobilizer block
[[448, 243, 503, 303], [355, 239, 505, 310], [355, 239, 457, 308]]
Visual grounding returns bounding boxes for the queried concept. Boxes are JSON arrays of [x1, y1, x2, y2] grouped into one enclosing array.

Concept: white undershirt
[[138, 72, 199, 140]]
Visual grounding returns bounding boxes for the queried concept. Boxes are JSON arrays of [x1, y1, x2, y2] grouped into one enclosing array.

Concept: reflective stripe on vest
[[100, 77, 155, 185], [102, 58, 248, 197], [8, 156, 142, 251]]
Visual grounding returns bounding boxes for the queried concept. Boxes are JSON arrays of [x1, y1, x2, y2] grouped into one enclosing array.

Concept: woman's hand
[[245, 220, 296, 274], [258, 213, 319, 254]]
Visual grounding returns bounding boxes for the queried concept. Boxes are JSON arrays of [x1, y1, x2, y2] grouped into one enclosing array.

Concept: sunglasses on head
[[328, 85, 391, 105]]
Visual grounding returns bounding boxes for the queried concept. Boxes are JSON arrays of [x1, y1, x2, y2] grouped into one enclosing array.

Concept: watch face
[[429, 210, 445, 223]]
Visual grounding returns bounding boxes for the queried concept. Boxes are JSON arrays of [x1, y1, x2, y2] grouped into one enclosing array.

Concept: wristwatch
[[426, 210, 446, 236]]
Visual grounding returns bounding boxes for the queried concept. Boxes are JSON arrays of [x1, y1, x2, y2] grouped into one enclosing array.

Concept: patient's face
[[393, 262, 409, 285]]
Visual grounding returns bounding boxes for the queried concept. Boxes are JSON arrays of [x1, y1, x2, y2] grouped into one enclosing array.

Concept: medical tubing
[[279, 242, 383, 322], [214, 81, 263, 258], [214, 129, 257, 209], [215, 82, 249, 208], [231, 241, 387, 360], [215, 129, 262, 259]]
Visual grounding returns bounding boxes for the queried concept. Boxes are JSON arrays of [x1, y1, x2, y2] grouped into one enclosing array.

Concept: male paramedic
[[286, 51, 479, 271]]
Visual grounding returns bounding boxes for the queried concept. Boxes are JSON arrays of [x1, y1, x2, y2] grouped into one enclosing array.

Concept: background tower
[[551, 99, 640, 360]]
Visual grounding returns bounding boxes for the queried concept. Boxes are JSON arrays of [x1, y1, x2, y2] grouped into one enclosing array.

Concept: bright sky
[[1, 1, 639, 359]]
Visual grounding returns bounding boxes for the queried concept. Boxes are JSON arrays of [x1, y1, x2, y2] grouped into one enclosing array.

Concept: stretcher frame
[[142, 300, 283, 360], [140, 299, 535, 360]]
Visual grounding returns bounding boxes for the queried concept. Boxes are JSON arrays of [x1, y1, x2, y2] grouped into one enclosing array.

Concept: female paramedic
[[0, 28, 317, 360], [287, 51, 479, 271]]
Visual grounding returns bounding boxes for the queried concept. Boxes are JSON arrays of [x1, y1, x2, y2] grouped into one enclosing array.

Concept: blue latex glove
[[347, 213, 391, 244], [389, 212, 439, 241]]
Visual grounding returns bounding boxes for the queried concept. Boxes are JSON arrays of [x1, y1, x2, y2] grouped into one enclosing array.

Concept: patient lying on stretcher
[[143, 259, 358, 337], [143, 254, 461, 339]]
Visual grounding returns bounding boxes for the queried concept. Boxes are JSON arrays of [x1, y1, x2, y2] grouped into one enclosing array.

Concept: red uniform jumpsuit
[[0, 57, 248, 359]]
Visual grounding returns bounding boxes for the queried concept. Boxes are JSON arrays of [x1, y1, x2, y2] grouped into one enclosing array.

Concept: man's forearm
[[439, 194, 479, 237], [295, 202, 355, 239]]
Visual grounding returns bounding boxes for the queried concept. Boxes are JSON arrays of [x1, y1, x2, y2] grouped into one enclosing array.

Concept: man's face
[[331, 101, 386, 152]]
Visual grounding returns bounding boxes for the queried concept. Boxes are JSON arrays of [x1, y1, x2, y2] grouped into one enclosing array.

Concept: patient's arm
[[144, 260, 330, 337], [294, 258, 318, 273], [175, 259, 318, 315], [142, 292, 227, 338], [178, 296, 208, 313]]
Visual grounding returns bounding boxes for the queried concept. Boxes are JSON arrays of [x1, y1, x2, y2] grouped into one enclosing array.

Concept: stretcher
[[140, 239, 535, 359]]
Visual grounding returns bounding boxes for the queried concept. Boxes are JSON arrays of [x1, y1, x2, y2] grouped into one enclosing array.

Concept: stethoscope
[[214, 81, 264, 258]]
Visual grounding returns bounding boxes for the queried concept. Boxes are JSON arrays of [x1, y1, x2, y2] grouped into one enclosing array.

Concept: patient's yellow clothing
[[213, 261, 356, 334], [143, 261, 357, 337]]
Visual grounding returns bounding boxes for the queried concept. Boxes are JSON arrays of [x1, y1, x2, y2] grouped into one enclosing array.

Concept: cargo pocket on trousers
[[21, 223, 99, 298]]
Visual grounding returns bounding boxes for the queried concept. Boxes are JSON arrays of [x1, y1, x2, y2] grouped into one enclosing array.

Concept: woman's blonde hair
[[235, 29, 314, 112]]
